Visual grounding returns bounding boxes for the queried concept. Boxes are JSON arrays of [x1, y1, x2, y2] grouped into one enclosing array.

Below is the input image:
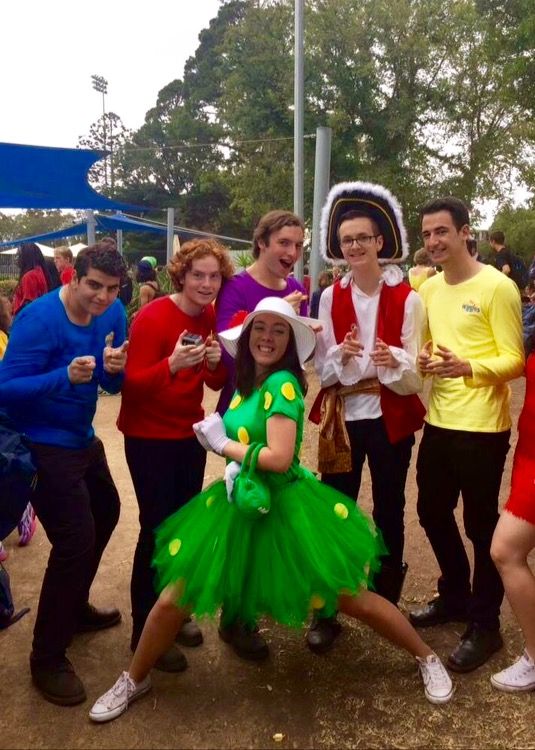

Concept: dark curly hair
[[167, 238, 234, 292], [74, 238, 127, 280]]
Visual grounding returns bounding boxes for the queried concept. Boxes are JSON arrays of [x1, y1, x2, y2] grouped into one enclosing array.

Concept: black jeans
[[30, 438, 120, 665], [322, 417, 414, 568], [124, 435, 206, 648], [416, 423, 510, 630]]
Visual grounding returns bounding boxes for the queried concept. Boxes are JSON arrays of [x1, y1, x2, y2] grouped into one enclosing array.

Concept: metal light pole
[[293, 0, 305, 282], [91, 74, 109, 188]]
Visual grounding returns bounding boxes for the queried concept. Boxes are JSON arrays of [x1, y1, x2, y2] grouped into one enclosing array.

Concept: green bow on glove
[[232, 443, 271, 518]]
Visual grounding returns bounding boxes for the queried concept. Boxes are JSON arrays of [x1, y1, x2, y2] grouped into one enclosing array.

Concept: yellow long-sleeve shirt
[[419, 265, 524, 432]]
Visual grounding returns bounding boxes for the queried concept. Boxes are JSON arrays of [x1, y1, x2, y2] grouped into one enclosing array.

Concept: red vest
[[311, 279, 425, 444]]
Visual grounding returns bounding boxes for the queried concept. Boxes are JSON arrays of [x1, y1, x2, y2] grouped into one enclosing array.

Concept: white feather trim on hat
[[320, 181, 409, 264]]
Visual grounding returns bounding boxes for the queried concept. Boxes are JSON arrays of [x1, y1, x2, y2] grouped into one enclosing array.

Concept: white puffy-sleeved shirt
[[314, 267, 426, 422]]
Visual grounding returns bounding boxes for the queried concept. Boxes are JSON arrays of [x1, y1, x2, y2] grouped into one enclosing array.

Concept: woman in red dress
[[490, 335, 535, 692]]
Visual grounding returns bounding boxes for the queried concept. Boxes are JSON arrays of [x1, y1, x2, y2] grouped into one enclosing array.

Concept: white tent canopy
[[0, 242, 87, 257]]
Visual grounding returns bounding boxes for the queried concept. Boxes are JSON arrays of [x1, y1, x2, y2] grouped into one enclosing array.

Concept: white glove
[[224, 461, 241, 502], [192, 412, 230, 456]]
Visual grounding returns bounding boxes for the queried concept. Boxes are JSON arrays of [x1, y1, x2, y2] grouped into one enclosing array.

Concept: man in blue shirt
[[0, 240, 128, 706]]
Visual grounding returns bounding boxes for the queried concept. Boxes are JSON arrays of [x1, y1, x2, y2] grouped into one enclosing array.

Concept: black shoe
[[154, 643, 189, 673], [30, 656, 86, 706], [447, 624, 503, 673], [374, 562, 409, 605], [176, 616, 203, 648], [218, 621, 269, 661], [409, 597, 469, 628], [76, 603, 121, 633], [306, 615, 342, 654]]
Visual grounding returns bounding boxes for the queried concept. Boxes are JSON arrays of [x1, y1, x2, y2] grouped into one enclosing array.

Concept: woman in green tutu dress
[[90, 297, 453, 723]]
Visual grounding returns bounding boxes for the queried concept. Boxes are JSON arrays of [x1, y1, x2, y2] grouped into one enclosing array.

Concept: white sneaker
[[89, 671, 151, 723], [491, 650, 535, 693], [417, 654, 454, 705]]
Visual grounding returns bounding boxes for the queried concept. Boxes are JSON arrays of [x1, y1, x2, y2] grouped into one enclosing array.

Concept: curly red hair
[[167, 238, 234, 291]]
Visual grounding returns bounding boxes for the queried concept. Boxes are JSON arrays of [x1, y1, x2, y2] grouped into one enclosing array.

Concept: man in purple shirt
[[215, 210, 307, 661], [216, 210, 308, 415]]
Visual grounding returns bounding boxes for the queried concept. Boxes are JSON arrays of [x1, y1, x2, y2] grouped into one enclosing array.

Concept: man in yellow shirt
[[409, 197, 524, 673]]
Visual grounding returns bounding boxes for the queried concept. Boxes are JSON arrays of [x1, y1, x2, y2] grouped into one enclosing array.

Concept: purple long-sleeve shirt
[[215, 270, 307, 413]]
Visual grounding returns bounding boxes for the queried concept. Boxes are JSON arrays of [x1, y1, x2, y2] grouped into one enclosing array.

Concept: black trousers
[[322, 417, 414, 568], [124, 435, 206, 648], [30, 438, 120, 665], [416, 423, 510, 630]]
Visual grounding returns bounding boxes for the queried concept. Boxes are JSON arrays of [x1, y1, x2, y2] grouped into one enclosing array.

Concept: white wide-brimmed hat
[[218, 297, 317, 366]]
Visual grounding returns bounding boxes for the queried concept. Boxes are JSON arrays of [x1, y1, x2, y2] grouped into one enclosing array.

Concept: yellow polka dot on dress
[[264, 391, 273, 410], [334, 502, 349, 519], [310, 594, 326, 609], [229, 394, 242, 410], [280, 382, 296, 401], [237, 426, 250, 444], [205, 495, 216, 508], [168, 538, 182, 556]]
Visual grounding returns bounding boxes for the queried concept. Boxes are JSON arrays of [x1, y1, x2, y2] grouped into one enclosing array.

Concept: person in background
[[408, 248, 436, 291], [309, 270, 332, 319], [12, 243, 53, 316], [521, 280, 535, 356], [88, 297, 453, 724], [214, 209, 308, 661], [45, 259, 61, 289], [136, 260, 160, 307], [10, 243, 54, 543], [490, 304, 535, 693], [54, 246, 75, 285], [0, 240, 128, 706], [0, 295, 11, 357], [311, 182, 426, 652], [0, 295, 12, 562], [489, 230, 513, 277], [410, 197, 524, 674], [118, 238, 233, 673]]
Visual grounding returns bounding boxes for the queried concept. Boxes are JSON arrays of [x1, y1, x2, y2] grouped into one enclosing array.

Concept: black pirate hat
[[321, 181, 409, 263]]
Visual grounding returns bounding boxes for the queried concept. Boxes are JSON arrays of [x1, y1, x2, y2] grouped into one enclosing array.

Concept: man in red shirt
[[54, 246, 75, 285]]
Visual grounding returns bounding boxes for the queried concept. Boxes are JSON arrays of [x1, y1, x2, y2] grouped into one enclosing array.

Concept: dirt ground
[[1, 371, 535, 750]]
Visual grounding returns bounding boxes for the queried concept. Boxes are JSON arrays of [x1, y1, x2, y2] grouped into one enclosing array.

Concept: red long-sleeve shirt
[[118, 297, 227, 439]]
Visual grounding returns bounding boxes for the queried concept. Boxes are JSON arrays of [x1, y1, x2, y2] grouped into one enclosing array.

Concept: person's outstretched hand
[[193, 413, 230, 455]]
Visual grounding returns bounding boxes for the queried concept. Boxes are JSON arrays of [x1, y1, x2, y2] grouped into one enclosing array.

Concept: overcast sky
[[1, 0, 221, 148]]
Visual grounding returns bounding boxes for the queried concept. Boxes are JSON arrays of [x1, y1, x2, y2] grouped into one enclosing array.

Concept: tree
[[490, 203, 535, 260], [78, 113, 131, 193], [0, 210, 77, 243]]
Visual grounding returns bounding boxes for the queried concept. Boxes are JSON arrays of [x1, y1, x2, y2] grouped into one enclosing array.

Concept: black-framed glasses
[[340, 234, 380, 249]]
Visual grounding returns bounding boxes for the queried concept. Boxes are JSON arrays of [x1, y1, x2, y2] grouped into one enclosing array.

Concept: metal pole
[[102, 91, 108, 189], [166, 208, 175, 264], [117, 230, 123, 255], [293, 0, 304, 282], [86, 211, 96, 245], [310, 126, 332, 293]]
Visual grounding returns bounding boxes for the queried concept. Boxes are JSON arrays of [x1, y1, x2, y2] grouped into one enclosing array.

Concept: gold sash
[[317, 378, 381, 474]]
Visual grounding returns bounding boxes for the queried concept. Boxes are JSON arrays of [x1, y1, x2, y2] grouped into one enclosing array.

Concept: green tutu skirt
[[153, 470, 385, 629]]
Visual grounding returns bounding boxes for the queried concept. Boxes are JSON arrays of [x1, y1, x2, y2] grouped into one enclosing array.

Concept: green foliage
[[233, 251, 254, 269], [0, 279, 17, 298], [0, 210, 77, 243], [103, 0, 535, 245], [491, 204, 535, 260]]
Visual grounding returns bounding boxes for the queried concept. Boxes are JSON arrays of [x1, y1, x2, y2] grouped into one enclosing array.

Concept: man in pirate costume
[[308, 181, 426, 653]]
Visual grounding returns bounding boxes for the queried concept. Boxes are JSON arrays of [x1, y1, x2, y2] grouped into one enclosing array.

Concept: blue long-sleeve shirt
[[0, 289, 126, 448]]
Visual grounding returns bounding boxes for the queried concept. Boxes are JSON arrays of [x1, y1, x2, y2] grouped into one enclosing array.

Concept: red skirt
[[504, 354, 535, 525]]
